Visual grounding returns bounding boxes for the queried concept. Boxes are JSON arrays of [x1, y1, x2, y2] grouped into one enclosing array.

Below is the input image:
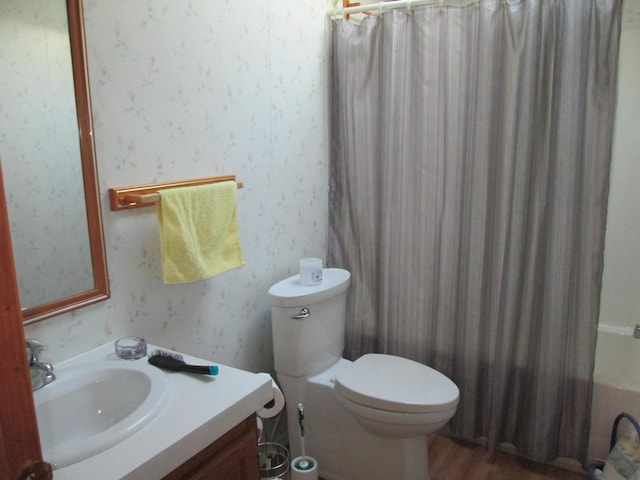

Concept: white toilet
[[268, 268, 459, 480]]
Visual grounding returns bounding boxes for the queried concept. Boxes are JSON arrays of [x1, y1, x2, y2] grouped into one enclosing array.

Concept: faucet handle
[[26, 338, 46, 366]]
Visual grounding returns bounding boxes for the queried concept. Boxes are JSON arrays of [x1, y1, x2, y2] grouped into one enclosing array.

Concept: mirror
[[0, 0, 109, 324]]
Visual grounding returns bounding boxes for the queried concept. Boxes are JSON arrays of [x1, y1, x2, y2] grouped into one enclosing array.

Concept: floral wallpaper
[[20, 0, 639, 374], [24, 0, 331, 373]]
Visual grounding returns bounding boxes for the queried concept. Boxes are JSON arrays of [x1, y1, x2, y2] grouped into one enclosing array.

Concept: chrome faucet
[[26, 338, 55, 391]]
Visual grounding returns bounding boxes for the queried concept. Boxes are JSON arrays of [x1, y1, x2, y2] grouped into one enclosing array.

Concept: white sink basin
[[34, 359, 170, 469]]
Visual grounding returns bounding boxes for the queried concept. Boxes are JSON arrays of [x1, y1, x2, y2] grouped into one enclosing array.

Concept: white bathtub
[[588, 328, 640, 464]]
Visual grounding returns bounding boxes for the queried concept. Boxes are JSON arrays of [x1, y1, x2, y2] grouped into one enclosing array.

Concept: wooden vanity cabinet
[[163, 415, 260, 480]]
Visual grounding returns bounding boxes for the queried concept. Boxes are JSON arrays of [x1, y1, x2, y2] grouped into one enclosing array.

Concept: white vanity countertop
[[51, 343, 274, 480]]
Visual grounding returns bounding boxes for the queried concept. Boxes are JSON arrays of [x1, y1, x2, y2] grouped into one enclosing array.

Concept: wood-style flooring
[[428, 434, 589, 480], [317, 434, 590, 479]]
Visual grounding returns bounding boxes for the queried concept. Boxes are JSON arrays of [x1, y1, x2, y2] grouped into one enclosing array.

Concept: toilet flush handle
[[290, 307, 310, 320]]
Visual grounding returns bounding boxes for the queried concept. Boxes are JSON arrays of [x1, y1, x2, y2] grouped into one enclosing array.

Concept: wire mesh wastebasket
[[259, 442, 289, 480]]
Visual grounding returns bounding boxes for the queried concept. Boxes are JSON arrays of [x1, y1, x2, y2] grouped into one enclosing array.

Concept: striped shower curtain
[[328, 0, 622, 464]]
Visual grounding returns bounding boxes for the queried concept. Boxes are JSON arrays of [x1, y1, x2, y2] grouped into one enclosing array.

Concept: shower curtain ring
[[327, 14, 335, 30], [440, 0, 445, 13]]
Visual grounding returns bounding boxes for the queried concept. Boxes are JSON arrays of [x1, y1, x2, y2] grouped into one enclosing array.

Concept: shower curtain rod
[[328, 0, 438, 19], [327, 0, 506, 19]]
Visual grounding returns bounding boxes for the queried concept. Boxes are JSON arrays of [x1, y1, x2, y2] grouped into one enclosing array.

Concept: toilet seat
[[334, 354, 459, 414]]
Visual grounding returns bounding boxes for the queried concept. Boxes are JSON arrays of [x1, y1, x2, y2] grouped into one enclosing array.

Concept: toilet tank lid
[[268, 268, 351, 307]]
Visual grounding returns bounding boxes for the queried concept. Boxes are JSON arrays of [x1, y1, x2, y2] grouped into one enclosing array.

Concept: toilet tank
[[268, 268, 351, 378]]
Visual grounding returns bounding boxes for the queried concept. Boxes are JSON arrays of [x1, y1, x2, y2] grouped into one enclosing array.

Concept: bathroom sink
[[34, 359, 170, 469]]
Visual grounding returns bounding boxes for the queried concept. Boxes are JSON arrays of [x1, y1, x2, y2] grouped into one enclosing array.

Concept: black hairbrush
[[148, 349, 219, 375]]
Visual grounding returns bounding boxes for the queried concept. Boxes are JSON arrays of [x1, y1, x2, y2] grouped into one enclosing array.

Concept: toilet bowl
[[269, 268, 459, 480]]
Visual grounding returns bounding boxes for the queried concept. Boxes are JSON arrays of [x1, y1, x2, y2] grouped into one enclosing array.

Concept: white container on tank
[[299, 258, 323, 286]]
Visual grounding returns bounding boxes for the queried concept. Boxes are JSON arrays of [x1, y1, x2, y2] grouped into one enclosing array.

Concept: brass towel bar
[[108, 175, 243, 211]]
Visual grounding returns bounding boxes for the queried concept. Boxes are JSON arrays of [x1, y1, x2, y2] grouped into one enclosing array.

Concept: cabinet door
[[0, 163, 46, 479], [164, 415, 259, 480]]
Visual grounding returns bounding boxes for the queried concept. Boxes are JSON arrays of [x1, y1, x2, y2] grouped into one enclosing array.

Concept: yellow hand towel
[[157, 181, 244, 284]]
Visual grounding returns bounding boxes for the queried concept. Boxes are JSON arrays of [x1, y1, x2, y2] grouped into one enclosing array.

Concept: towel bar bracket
[[108, 175, 243, 211]]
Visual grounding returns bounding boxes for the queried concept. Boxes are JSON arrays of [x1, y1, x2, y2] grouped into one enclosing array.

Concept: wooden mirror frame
[[22, 0, 109, 324]]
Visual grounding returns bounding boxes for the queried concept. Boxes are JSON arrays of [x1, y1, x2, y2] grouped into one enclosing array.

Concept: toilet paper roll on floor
[[256, 373, 285, 418]]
